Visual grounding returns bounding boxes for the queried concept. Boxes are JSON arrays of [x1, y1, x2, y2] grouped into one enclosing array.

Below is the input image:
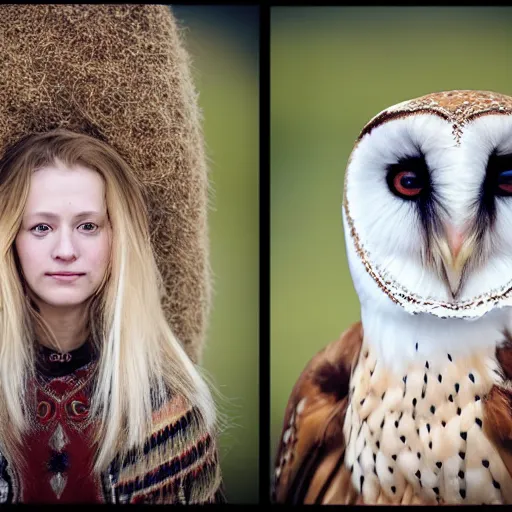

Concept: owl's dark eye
[[392, 171, 424, 197], [485, 153, 512, 201], [480, 152, 512, 225], [386, 155, 429, 200], [497, 169, 512, 195]]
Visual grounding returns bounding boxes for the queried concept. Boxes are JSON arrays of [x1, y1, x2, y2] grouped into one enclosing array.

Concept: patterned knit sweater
[[0, 342, 224, 504]]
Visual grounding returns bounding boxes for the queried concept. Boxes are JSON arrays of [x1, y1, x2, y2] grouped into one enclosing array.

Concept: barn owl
[[272, 90, 512, 505]]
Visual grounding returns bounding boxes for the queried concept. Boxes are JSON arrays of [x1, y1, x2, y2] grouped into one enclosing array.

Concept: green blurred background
[[271, 5, 512, 478], [171, 6, 258, 504]]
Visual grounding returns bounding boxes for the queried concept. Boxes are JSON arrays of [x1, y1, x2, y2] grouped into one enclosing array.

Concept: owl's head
[[343, 90, 512, 320]]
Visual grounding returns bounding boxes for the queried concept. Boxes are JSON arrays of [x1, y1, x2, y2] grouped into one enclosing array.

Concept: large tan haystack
[[0, 5, 210, 363]]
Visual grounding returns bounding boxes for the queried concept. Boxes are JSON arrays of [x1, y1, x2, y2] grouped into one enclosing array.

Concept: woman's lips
[[47, 273, 84, 282]]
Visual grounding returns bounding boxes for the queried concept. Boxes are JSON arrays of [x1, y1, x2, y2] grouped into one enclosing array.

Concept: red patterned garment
[[3, 341, 225, 504], [19, 342, 103, 503]]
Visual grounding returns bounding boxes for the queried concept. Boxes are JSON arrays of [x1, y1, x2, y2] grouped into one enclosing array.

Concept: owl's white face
[[344, 113, 512, 319]]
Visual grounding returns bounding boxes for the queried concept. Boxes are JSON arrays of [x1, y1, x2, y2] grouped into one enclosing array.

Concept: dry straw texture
[[0, 4, 210, 362]]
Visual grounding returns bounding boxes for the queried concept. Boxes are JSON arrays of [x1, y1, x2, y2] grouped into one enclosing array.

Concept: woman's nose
[[51, 229, 77, 261]]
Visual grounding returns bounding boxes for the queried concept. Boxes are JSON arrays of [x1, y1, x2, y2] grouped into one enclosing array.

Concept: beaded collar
[[36, 339, 97, 378]]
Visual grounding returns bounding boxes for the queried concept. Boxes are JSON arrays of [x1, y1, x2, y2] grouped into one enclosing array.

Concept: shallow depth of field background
[[171, 6, 258, 503], [271, 6, 512, 474]]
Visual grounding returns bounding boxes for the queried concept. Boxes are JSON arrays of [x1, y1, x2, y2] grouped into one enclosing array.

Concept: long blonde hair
[[0, 129, 216, 472]]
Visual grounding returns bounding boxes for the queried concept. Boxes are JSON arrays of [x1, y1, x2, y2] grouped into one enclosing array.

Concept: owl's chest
[[342, 343, 512, 504]]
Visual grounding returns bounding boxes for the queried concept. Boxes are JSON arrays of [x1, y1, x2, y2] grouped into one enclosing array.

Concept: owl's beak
[[438, 224, 474, 299], [445, 224, 465, 261]]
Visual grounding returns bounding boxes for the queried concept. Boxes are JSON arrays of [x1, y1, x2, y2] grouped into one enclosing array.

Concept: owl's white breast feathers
[[358, 296, 509, 375]]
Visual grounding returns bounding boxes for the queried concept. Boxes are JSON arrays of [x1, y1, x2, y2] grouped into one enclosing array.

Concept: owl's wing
[[272, 322, 363, 504], [483, 337, 512, 478]]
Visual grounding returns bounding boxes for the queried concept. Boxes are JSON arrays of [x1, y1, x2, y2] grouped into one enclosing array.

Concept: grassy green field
[[271, 5, 512, 478], [172, 7, 259, 504]]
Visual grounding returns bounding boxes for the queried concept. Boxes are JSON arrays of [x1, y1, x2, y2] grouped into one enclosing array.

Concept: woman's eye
[[79, 223, 97, 232], [497, 169, 512, 195], [391, 171, 424, 198], [31, 224, 50, 234]]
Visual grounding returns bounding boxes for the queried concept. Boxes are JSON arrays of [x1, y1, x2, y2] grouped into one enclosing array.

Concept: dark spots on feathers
[[459, 451, 465, 460], [430, 405, 436, 414], [360, 475, 364, 493], [460, 432, 467, 440], [469, 373, 475, 383], [457, 407, 462, 416], [391, 486, 396, 494], [400, 435, 406, 443], [438, 374, 442, 383], [455, 383, 460, 393], [441, 421, 446, 427], [460, 489, 466, 499], [412, 398, 417, 407], [392, 454, 397, 461], [475, 395, 481, 401], [426, 423, 430, 433], [448, 353, 452, 362], [458, 470, 465, 479], [482, 459, 489, 468], [314, 360, 350, 401], [476, 418, 482, 428], [493, 480, 500, 489], [436, 461, 442, 468], [415, 470, 421, 478], [388, 466, 393, 473], [449, 394, 454, 402], [433, 487, 439, 495]]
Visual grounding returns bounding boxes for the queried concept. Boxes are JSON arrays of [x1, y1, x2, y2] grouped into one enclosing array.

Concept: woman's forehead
[[26, 164, 106, 213]]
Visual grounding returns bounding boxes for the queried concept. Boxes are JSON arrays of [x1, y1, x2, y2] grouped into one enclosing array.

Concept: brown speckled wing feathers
[[484, 336, 512, 481], [272, 322, 363, 504]]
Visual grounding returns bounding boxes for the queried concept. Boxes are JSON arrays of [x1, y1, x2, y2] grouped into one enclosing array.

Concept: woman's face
[[15, 160, 112, 312]]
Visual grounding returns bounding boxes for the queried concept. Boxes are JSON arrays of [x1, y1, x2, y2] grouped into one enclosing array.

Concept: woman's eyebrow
[[26, 211, 103, 221]]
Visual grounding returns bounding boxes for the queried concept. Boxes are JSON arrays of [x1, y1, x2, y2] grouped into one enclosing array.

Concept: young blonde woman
[[0, 128, 223, 504]]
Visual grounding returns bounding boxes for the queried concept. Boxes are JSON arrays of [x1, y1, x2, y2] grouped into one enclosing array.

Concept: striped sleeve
[[106, 395, 224, 504]]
